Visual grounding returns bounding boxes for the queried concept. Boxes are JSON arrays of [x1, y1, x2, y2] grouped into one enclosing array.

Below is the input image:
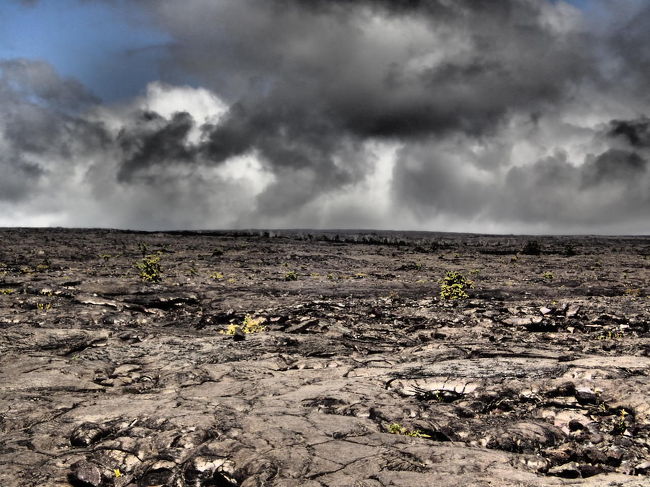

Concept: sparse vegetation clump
[[222, 315, 266, 335], [440, 271, 473, 301], [542, 271, 554, 281], [598, 329, 625, 341], [387, 423, 431, 438], [136, 253, 163, 282], [611, 409, 632, 435], [624, 287, 641, 298], [284, 271, 298, 281]]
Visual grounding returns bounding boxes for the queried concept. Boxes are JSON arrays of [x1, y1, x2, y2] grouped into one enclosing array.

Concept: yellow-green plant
[[612, 409, 631, 435], [136, 254, 163, 282], [284, 271, 298, 281], [598, 329, 624, 341], [440, 271, 473, 300], [222, 315, 266, 335], [387, 423, 431, 438]]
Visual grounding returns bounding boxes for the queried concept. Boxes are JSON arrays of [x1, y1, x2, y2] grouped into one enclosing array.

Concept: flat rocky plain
[[1, 228, 649, 487]]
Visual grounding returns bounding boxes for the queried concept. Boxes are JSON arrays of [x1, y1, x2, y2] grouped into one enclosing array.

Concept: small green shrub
[[440, 271, 473, 300], [136, 254, 163, 282], [542, 271, 554, 281]]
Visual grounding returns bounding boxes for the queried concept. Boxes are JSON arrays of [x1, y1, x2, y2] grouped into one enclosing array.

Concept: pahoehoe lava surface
[[1, 228, 649, 486]]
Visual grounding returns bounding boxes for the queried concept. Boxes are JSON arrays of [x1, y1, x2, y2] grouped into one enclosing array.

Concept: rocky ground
[[0, 228, 649, 487]]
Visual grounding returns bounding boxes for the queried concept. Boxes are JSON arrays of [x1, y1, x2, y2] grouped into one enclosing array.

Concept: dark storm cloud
[[197, 98, 366, 212], [0, 59, 108, 160], [168, 0, 590, 140], [117, 110, 196, 182], [3, 0, 650, 231], [0, 158, 43, 203], [130, 0, 600, 219], [608, 118, 650, 148], [0, 59, 98, 112], [0, 59, 110, 203], [392, 135, 650, 229], [289, 0, 525, 20], [582, 149, 647, 187], [608, 3, 650, 97]]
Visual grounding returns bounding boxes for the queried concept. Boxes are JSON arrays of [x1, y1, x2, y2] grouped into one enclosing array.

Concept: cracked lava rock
[[0, 228, 649, 486]]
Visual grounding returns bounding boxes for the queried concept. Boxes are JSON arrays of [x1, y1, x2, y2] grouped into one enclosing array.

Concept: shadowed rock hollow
[[0, 228, 649, 486]]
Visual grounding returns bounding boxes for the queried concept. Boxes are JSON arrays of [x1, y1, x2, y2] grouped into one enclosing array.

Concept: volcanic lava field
[[1, 228, 649, 487]]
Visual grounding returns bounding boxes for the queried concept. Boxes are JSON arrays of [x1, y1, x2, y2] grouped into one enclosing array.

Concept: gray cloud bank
[[1, 0, 649, 233]]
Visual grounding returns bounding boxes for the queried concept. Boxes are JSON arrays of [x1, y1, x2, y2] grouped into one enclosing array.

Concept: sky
[[0, 0, 649, 234]]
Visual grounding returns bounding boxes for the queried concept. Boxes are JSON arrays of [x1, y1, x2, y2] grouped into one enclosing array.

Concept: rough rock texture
[[0, 228, 649, 486]]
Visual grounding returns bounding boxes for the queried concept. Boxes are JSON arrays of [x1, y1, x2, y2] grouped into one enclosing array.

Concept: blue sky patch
[[0, 0, 173, 101]]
